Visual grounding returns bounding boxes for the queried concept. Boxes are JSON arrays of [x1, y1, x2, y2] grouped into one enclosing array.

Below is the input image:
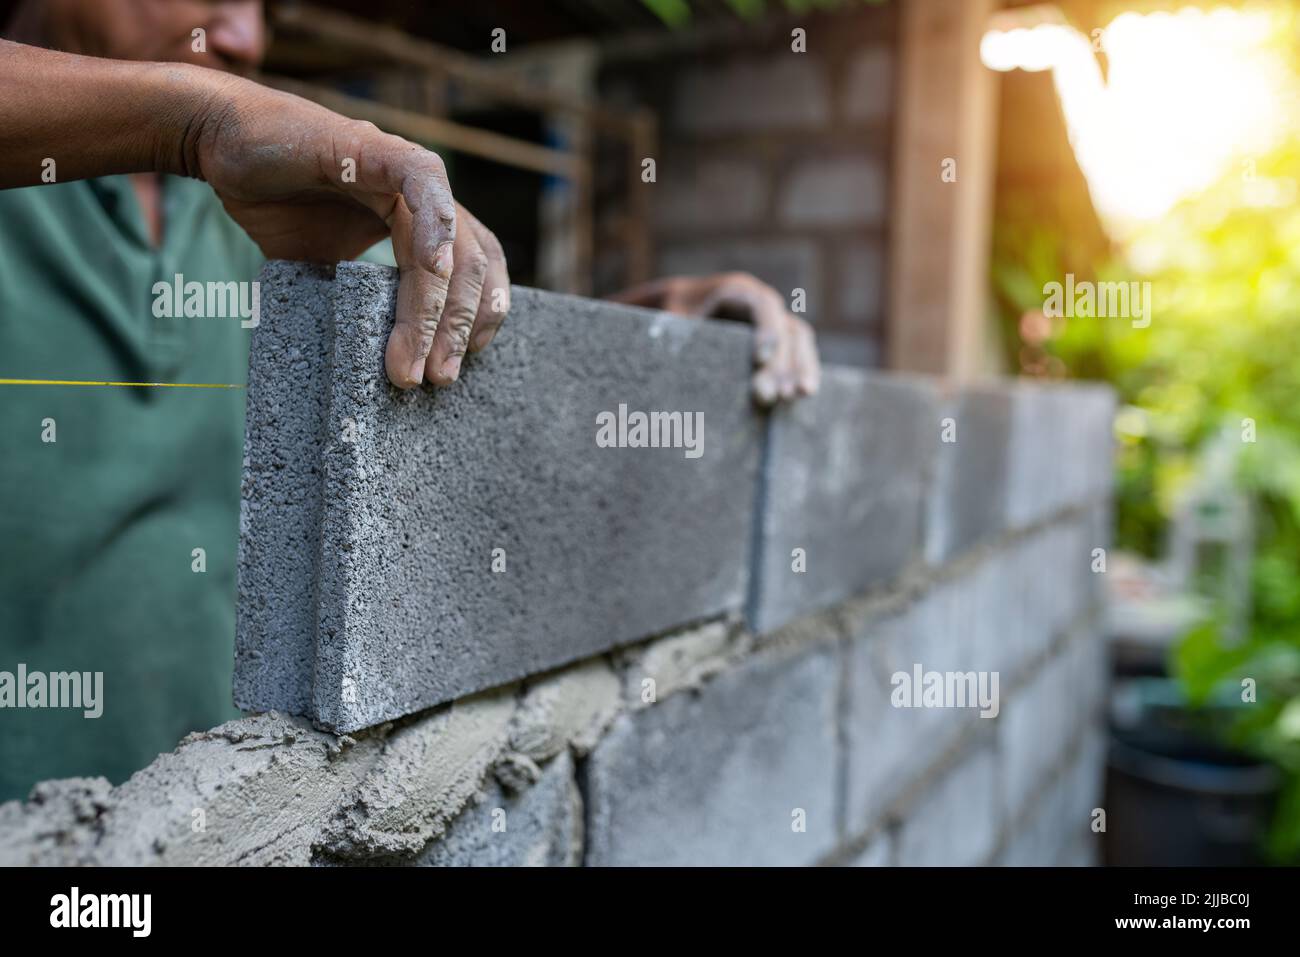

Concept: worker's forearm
[[0, 38, 229, 188]]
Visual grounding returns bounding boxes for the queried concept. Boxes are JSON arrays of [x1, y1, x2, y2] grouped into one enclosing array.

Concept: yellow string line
[[0, 378, 244, 389]]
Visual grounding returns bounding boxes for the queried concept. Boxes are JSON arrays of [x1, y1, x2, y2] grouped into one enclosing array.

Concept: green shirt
[[0, 176, 263, 801]]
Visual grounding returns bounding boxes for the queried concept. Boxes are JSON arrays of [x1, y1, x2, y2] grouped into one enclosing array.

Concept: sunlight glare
[[981, 5, 1293, 236]]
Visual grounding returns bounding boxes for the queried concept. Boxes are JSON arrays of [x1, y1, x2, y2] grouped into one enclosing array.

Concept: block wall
[[595, 3, 898, 368], [0, 262, 1114, 867]]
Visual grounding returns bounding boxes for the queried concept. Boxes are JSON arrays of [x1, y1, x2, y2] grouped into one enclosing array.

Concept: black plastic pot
[[1104, 678, 1279, 866]]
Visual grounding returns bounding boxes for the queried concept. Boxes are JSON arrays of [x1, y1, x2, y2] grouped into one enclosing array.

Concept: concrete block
[[1056, 519, 1097, 639], [814, 331, 879, 369], [927, 381, 1114, 563], [842, 47, 894, 122], [984, 519, 1091, 683], [778, 156, 886, 227], [657, 238, 822, 322], [1015, 520, 1096, 673], [671, 56, 831, 134], [1063, 728, 1107, 835], [834, 238, 885, 328], [1084, 497, 1114, 611], [1002, 727, 1105, 867], [924, 387, 1013, 564], [1064, 630, 1109, 730], [235, 263, 336, 716], [237, 261, 762, 732], [896, 745, 999, 866], [414, 751, 582, 867], [654, 155, 768, 231], [998, 650, 1074, 821], [962, 549, 1024, 678], [584, 642, 839, 866], [848, 831, 894, 867], [1078, 386, 1118, 502], [843, 590, 987, 834], [1004, 382, 1115, 529], [998, 779, 1063, 867], [1015, 523, 1079, 667], [1061, 835, 1100, 867], [753, 368, 938, 633]]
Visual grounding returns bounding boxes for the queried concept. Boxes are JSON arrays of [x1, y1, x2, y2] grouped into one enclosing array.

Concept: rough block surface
[[235, 263, 336, 716], [1004, 383, 1115, 529], [924, 387, 1013, 564], [895, 745, 999, 867], [842, 589, 986, 834], [238, 262, 761, 731], [753, 369, 938, 633], [584, 642, 839, 866]]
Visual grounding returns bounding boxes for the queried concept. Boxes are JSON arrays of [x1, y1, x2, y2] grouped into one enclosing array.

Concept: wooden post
[[625, 111, 657, 287], [887, 0, 999, 378]]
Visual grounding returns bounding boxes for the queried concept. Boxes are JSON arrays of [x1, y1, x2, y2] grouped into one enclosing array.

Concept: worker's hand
[[189, 78, 510, 389], [609, 273, 820, 405]]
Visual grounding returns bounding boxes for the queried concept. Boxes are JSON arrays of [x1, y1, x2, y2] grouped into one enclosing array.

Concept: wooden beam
[[263, 75, 583, 179], [887, 0, 999, 378], [271, 2, 635, 135], [268, 3, 659, 291]]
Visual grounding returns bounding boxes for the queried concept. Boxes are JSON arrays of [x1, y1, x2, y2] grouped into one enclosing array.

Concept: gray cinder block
[[998, 646, 1078, 822], [841, 592, 986, 835], [924, 386, 1013, 564], [237, 262, 761, 732], [414, 751, 582, 867], [236, 263, 337, 716], [584, 642, 839, 866], [671, 56, 831, 134], [1004, 382, 1115, 529], [895, 745, 999, 867], [752, 369, 939, 634], [927, 381, 1115, 564]]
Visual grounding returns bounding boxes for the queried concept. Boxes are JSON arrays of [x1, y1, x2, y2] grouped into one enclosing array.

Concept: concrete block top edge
[[256, 260, 1116, 411], [957, 376, 1115, 402], [328, 260, 757, 349]]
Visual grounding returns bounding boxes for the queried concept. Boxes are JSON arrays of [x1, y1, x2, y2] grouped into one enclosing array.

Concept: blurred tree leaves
[[992, 15, 1300, 859], [640, 0, 884, 27]]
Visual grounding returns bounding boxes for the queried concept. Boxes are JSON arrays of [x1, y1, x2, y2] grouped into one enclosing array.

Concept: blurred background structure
[[263, 0, 912, 369]]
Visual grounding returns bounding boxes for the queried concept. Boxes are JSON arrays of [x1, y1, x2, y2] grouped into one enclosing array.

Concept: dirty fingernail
[[407, 357, 426, 387], [440, 356, 462, 383]]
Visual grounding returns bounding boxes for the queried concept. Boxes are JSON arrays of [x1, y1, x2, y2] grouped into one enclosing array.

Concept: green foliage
[[640, 0, 692, 28], [640, 0, 883, 27], [992, 79, 1300, 860]]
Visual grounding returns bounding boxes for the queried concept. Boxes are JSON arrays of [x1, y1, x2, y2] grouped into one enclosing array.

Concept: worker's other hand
[[609, 272, 820, 405], [189, 78, 509, 389]]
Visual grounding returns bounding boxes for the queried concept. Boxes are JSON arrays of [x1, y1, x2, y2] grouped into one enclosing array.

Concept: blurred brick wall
[[594, 4, 898, 368]]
